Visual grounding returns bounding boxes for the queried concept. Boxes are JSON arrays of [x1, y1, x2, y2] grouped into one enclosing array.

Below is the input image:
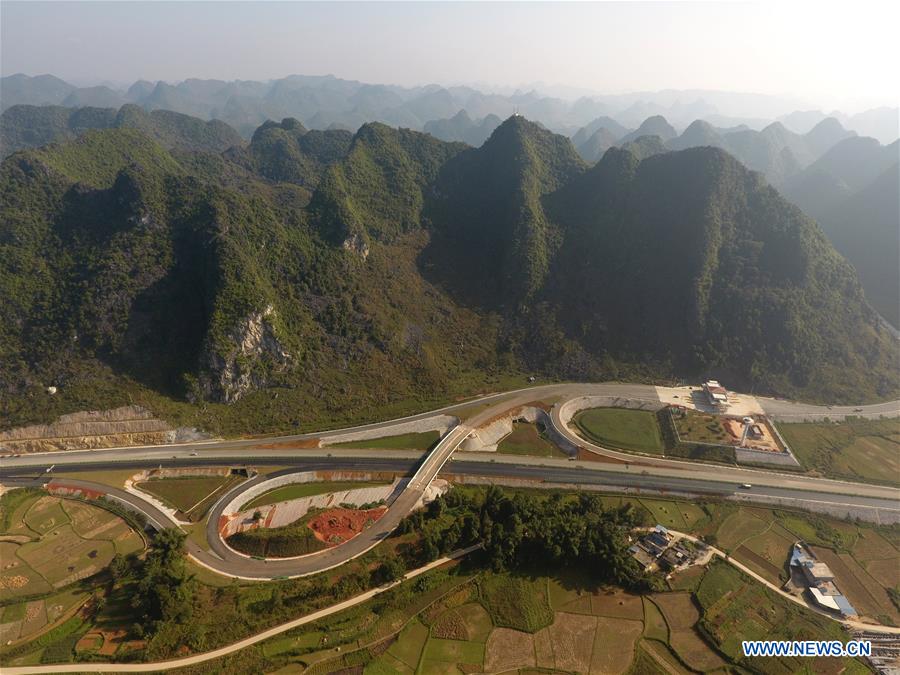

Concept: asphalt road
[[2, 382, 898, 580], [7, 453, 899, 581]]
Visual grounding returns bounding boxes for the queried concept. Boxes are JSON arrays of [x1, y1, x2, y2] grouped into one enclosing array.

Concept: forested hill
[[1, 115, 896, 433]]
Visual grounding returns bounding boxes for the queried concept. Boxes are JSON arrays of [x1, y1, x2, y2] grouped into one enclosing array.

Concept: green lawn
[[135, 475, 235, 514], [242, 480, 391, 510], [330, 431, 440, 451], [496, 422, 567, 458], [778, 418, 900, 485], [573, 408, 665, 454]]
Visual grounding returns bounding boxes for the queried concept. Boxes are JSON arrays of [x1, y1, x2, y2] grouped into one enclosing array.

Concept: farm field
[[330, 431, 440, 451], [135, 473, 244, 521], [778, 417, 900, 485], [696, 560, 866, 673], [2, 482, 895, 671], [242, 480, 391, 510], [0, 490, 144, 657], [811, 546, 900, 625], [495, 421, 568, 458], [638, 498, 705, 531], [0, 492, 143, 602], [359, 572, 733, 674], [573, 407, 665, 454]]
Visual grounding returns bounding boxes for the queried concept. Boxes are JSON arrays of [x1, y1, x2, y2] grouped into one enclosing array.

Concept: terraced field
[[0, 490, 144, 650]]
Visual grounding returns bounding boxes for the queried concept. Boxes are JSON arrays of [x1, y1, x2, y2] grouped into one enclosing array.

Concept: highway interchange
[[2, 382, 899, 581]]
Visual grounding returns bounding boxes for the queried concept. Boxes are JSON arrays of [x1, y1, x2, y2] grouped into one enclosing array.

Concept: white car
[[740, 483, 752, 489]]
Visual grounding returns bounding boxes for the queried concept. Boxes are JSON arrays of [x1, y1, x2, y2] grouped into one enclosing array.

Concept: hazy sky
[[3, 1, 898, 112]]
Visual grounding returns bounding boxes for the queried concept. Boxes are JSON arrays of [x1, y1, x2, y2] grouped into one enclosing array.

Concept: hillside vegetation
[[1, 113, 896, 434]]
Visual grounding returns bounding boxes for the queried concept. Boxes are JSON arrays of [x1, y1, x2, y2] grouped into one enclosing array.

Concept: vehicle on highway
[[740, 483, 753, 489]]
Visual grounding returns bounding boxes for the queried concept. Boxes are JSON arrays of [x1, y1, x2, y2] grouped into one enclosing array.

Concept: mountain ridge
[[1, 114, 896, 434]]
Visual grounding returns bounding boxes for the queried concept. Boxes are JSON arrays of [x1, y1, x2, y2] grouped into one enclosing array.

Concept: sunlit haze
[[2, 1, 898, 113]]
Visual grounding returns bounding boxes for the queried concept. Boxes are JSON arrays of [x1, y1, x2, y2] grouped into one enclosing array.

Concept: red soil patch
[[307, 507, 387, 546], [48, 483, 105, 499]]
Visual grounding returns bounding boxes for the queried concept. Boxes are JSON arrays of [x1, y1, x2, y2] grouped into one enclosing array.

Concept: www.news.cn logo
[[742, 640, 872, 658]]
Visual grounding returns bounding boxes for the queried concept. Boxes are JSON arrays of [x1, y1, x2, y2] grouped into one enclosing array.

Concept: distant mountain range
[[782, 136, 900, 327], [2, 112, 896, 432], [2, 73, 897, 142], [572, 115, 860, 186]]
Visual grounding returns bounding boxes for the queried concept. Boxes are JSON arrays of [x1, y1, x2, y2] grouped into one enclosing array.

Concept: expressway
[[4, 452, 899, 580], [2, 382, 899, 580]]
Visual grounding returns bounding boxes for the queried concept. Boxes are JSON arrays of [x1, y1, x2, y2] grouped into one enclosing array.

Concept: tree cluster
[[399, 486, 650, 590]]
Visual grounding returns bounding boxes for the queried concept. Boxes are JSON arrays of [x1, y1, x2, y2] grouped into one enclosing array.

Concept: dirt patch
[[307, 506, 387, 546]]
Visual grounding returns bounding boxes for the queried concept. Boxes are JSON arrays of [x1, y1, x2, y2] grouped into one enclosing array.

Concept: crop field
[[573, 407, 665, 454], [695, 560, 856, 672], [135, 474, 243, 519], [496, 421, 568, 458], [651, 592, 699, 629], [359, 571, 728, 675], [851, 529, 900, 589], [637, 640, 692, 675], [546, 611, 597, 672], [242, 480, 391, 510], [669, 628, 727, 671], [331, 431, 440, 451], [0, 492, 142, 656], [667, 566, 705, 592], [384, 618, 428, 670], [477, 575, 553, 632], [642, 598, 668, 641], [0, 494, 143, 602], [778, 417, 900, 485], [638, 498, 705, 531], [713, 509, 768, 551], [737, 524, 795, 583], [811, 546, 900, 624], [482, 627, 535, 672]]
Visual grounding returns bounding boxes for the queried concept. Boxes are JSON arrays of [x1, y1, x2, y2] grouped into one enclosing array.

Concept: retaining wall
[[459, 406, 559, 453], [320, 414, 457, 446], [220, 473, 405, 537]]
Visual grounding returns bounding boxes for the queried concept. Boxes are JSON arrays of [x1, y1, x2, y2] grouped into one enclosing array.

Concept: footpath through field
[[1, 545, 482, 674]]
